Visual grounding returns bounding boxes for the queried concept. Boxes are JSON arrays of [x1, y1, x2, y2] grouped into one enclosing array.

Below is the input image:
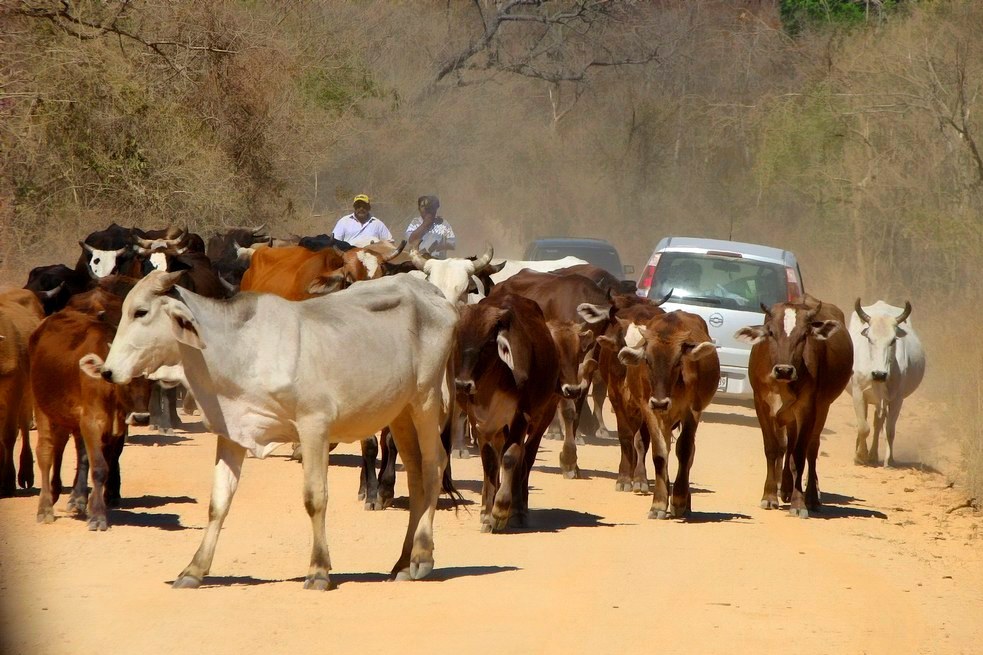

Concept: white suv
[[635, 236, 805, 400]]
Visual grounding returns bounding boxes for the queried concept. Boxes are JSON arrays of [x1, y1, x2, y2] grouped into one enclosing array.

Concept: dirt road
[[1, 396, 980, 654]]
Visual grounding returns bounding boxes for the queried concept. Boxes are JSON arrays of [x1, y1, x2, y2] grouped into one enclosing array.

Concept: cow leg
[[883, 399, 903, 468], [80, 414, 112, 531], [166, 386, 182, 431], [514, 405, 556, 527], [360, 436, 382, 510], [558, 398, 581, 479], [104, 435, 125, 509], [780, 421, 794, 504], [788, 411, 817, 518], [299, 434, 332, 590], [450, 401, 471, 459], [17, 410, 34, 490], [632, 425, 650, 492], [378, 428, 398, 509], [544, 412, 563, 441], [36, 414, 71, 523], [153, 384, 178, 436], [478, 437, 500, 533], [181, 387, 199, 416], [173, 436, 246, 588], [582, 373, 610, 440], [671, 414, 699, 519], [753, 396, 784, 510], [869, 401, 888, 467], [66, 433, 90, 515], [492, 441, 523, 532], [390, 404, 443, 581], [614, 416, 636, 492], [852, 390, 871, 465], [647, 421, 672, 519], [0, 419, 14, 497]]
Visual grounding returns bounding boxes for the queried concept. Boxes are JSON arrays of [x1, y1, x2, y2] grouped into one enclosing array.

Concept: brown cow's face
[[619, 325, 716, 413], [547, 321, 594, 398], [455, 303, 531, 393], [735, 303, 840, 382]]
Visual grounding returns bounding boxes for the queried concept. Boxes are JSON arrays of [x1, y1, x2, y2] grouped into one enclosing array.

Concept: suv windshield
[[531, 245, 622, 276], [648, 252, 787, 311]]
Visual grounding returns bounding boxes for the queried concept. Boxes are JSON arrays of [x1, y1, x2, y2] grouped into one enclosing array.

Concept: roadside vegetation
[[2, 0, 979, 501]]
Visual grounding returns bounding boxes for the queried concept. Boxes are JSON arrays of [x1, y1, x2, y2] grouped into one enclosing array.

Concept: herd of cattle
[[0, 222, 925, 588]]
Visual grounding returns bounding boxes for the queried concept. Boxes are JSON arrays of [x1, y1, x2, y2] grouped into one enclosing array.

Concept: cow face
[[101, 271, 201, 384], [80, 242, 130, 278], [855, 299, 911, 382], [456, 301, 531, 393], [412, 246, 494, 304], [618, 316, 716, 412], [736, 303, 840, 382], [547, 320, 595, 398]]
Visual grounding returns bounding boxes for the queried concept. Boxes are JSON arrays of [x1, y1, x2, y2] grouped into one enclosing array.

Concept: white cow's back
[[489, 256, 589, 285]]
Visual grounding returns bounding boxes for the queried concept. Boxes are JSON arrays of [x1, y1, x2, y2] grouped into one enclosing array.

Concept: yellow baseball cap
[[353, 194, 371, 206]]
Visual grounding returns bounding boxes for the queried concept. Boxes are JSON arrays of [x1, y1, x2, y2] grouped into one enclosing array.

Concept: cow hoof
[[615, 480, 631, 492], [303, 574, 331, 591], [490, 517, 508, 533], [760, 499, 780, 510], [632, 481, 646, 493], [37, 509, 55, 524], [575, 436, 586, 446], [480, 522, 492, 533], [172, 575, 202, 589], [67, 496, 87, 516], [789, 507, 810, 519], [18, 471, 33, 489], [159, 428, 176, 437], [451, 448, 471, 459], [561, 467, 580, 480], [409, 561, 433, 580], [364, 499, 384, 511], [545, 432, 562, 441], [648, 509, 669, 520], [87, 516, 108, 531]]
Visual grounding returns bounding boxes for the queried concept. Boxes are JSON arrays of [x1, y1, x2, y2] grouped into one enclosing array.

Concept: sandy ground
[[1, 394, 980, 655]]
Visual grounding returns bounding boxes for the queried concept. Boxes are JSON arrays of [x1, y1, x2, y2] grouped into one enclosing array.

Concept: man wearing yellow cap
[[331, 194, 393, 245]]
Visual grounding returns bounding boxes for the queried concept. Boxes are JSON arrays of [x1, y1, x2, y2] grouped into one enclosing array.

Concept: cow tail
[[440, 338, 466, 512]]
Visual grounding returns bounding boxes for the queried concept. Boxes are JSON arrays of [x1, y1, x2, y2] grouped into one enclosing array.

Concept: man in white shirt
[[332, 194, 393, 245], [405, 195, 456, 259]]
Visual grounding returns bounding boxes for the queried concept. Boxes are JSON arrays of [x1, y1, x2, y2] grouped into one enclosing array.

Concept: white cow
[[489, 256, 589, 285], [849, 299, 925, 467], [100, 271, 458, 589], [410, 245, 498, 304]]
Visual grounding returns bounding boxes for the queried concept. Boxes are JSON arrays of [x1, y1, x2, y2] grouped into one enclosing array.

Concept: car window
[[532, 245, 622, 276], [648, 252, 787, 311]]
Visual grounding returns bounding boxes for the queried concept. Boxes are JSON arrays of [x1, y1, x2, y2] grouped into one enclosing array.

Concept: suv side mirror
[[623, 264, 635, 275]]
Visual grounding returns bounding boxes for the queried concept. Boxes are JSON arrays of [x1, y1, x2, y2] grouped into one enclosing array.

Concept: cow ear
[[860, 326, 869, 338], [596, 334, 619, 351], [682, 341, 717, 360], [810, 320, 840, 341], [167, 303, 205, 350], [895, 326, 907, 338], [79, 353, 105, 379], [735, 325, 767, 345], [496, 329, 530, 388], [577, 302, 611, 325], [308, 274, 346, 295], [579, 330, 595, 353], [618, 346, 645, 367]]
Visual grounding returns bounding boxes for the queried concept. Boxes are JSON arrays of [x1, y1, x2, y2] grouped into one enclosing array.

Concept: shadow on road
[[532, 464, 619, 481], [511, 508, 618, 534], [190, 565, 520, 589], [683, 511, 753, 523], [108, 509, 193, 531], [118, 494, 197, 510], [703, 410, 761, 429], [128, 432, 194, 446]]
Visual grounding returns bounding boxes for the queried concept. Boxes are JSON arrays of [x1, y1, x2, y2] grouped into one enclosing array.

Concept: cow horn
[[652, 289, 673, 306], [134, 235, 155, 249], [472, 245, 494, 273], [381, 240, 407, 263], [895, 301, 912, 325], [805, 301, 822, 321], [411, 249, 430, 270], [151, 270, 184, 294], [854, 298, 871, 324], [251, 223, 268, 236], [114, 246, 128, 256], [80, 241, 95, 254], [759, 302, 772, 317], [40, 282, 65, 299]]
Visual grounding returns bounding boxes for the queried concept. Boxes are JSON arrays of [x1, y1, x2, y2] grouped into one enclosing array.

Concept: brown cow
[[595, 300, 667, 493], [735, 297, 853, 518], [616, 311, 719, 519], [488, 269, 613, 478], [0, 288, 44, 495], [30, 287, 151, 530], [456, 294, 560, 531]]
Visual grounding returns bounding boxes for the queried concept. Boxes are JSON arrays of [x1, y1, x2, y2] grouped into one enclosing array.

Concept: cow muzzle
[[101, 369, 114, 382], [772, 365, 797, 382], [455, 379, 476, 396], [871, 370, 888, 382], [648, 397, 671, 412]]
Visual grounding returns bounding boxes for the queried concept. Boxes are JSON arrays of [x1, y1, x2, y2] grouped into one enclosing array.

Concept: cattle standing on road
[[615, 311, 719, 518], [736, 298, 853, 518], [455, 294, 560, 531], [30, 287, 152, 530], [99, 271, 459, 589], [0, 289, 44, 495], [849, 300, 925, 467]]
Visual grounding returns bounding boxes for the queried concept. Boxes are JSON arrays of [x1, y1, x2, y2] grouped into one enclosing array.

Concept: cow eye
[[93, 258, 101, 264], [134, 308, 149, 319]]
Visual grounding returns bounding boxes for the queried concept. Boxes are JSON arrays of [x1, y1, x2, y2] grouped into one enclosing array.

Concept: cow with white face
[[411, 246, 498, 304], [100, 270, 459, 590], [77, 223, 138, 280], [849, 299, 925, 467]]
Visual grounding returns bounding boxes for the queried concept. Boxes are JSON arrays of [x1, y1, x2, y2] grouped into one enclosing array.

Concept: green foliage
[[780, 0, 904, 34], [298, 63, 381, 114]]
